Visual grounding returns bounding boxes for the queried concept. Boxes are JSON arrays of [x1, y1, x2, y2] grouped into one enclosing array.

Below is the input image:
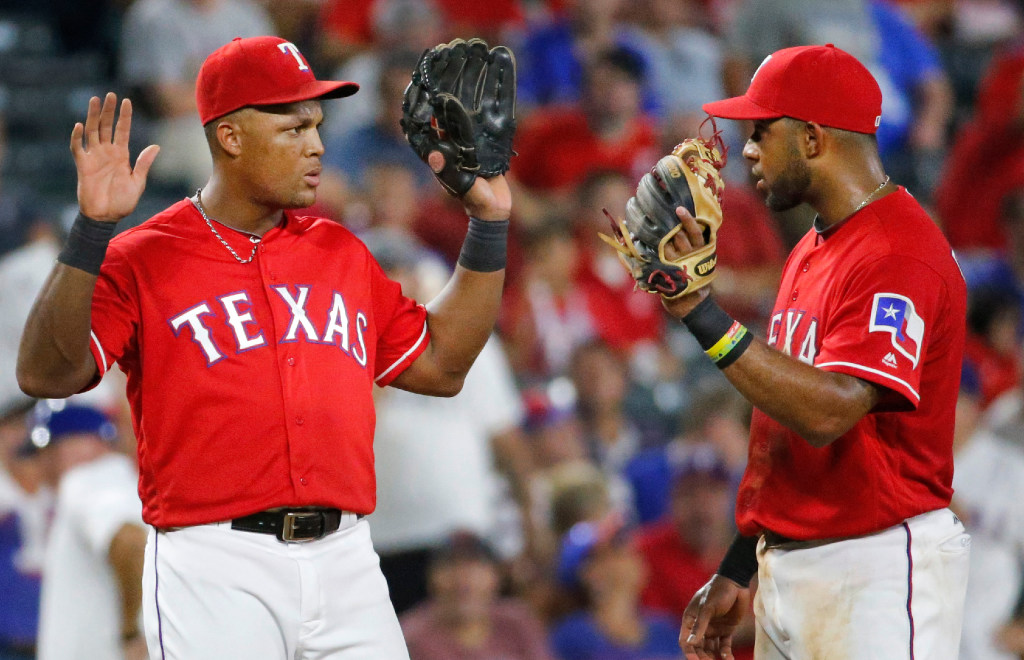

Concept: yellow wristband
[[706, 321, 748, 363]]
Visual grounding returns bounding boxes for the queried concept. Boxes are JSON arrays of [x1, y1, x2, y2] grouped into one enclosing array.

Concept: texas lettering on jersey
[[168, 284, 369, 368], [767, 309, 821, 365]]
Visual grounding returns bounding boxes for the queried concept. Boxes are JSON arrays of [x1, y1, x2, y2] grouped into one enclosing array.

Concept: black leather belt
[[761, 529, 800, 548], [231, 508, 361, 542]]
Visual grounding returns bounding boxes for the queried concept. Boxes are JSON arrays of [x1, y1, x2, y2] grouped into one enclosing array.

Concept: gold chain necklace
[[852, 175, 891, 215]]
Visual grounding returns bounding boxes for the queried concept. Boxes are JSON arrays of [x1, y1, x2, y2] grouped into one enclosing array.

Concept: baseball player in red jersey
[[17, 37, 513, 659], [649, 45, 970, 659]]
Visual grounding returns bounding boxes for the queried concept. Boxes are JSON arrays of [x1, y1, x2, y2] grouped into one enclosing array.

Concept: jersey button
[[791, 290, 798, 301], [295, 416, 304, 425], [802, 261, 810, 272], [287, 357, 296, 366], [300, 478, 308, 485]]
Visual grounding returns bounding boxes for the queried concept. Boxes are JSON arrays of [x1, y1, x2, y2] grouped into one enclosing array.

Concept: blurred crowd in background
[[3, 0, 1024, 658]]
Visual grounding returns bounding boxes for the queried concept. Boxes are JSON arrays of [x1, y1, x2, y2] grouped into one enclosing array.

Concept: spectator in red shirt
[[964, 286, 1022, 409], [634, 446, 756, 659], [572, 170, 667, 350], [714, 183, 787, 333], [512, 47, 660, 220], [936, 40, 1024, 252]]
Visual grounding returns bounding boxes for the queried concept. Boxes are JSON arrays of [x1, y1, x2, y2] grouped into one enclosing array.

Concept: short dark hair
[[591, 46, 646, 83]]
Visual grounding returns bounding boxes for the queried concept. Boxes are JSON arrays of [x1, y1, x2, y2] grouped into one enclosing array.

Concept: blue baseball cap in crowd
[[672, 445, 733, 488], [556, 513, 628, 587], [22, 400, 117, 454]]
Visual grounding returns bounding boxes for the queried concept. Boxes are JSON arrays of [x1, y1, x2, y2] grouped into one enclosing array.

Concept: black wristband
[[716, 533, 759, 587], [457, 216, 509, 272], [57, 213, 117, 275], [680, 296, 735, 350], [715, 329, 754, 369], [681, 295, 754, 369]]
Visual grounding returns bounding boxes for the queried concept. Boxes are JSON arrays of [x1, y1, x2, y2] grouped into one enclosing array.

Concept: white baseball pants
[[141, 518, 410, 659], [754, 508, 970, 660]]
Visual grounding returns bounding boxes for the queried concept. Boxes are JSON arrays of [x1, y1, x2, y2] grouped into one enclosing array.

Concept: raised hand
[[427, 152, 511, 221], [71, 93, 159, 222], [679, 575, 751, 660]]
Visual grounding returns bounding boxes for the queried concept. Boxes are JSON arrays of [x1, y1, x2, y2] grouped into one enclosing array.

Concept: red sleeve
[[87, 241, 140, 381], [815, 255, 949, 409], [368, 257, 429, 386]]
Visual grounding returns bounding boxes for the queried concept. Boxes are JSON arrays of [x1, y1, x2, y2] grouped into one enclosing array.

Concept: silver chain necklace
[[852, 175, 891, 215], [191, 188, 261, 264]]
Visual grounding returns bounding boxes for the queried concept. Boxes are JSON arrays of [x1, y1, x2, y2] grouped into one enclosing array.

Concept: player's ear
[[801, 121, 825, 158], [215, 120, 243, 157]]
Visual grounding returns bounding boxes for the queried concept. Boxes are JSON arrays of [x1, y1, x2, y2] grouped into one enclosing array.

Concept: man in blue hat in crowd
[[24, 401, 147, 660]]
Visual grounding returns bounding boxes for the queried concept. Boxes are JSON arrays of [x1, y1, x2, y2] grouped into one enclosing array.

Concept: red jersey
[[87, 200, 429, 528], [635, 522, 755, 660], [736, 188, 966, 540], [636, 522, 720, 618], [511, 107, 659, 192]]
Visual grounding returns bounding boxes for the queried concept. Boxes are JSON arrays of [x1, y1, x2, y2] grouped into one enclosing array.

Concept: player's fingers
[[428, 151, 445, 173], [664, 231, 694, 259], [70, 122, 85, 161], [132, 144, 161, 181], [113, 98, 133, 147], [680, 609, 700, 649], [98, 92, 117, 144], [83, 96, 102, 148], [686, 602, 714, 649], [719, 636, 735, 660], [676, 206, 706, 248]]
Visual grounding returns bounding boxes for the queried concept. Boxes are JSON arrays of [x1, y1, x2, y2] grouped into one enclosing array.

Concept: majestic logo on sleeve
[[869, 293, 924, 368]]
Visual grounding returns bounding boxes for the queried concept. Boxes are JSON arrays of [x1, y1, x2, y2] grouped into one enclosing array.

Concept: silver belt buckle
[[281, 511, 320, 543]]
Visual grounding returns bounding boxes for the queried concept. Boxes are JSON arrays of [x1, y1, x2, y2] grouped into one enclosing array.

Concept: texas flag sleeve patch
[[869, 293, 925, 368]]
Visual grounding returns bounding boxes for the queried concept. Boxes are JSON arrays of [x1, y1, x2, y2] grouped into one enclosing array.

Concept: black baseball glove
[[401, 38, 517, 196]]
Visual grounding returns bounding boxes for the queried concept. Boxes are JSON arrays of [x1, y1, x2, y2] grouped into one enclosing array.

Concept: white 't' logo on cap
[[277, 42, 309, 71]]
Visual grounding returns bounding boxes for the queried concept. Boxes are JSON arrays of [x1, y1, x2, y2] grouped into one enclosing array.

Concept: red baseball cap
[[196, 36, 359, 125], [702, 44, 882, 134]]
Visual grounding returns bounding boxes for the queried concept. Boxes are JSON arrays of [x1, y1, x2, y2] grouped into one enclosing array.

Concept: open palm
[[71, 92, 159, 222]]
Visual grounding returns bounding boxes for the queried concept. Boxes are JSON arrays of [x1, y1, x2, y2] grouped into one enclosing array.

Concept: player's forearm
[[671, 295, 878, 447], [719, 339, 878, 446], [422, 265, 505, 392], [17, 264, 101, 397]]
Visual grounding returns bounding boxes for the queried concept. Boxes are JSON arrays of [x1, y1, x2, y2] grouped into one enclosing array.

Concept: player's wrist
[[57, 212, 117, 276], [457, 216, 508, 272], [680, 296, 753, 369], [461, 187, 512, 221], [716, 533, 759, 588]]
